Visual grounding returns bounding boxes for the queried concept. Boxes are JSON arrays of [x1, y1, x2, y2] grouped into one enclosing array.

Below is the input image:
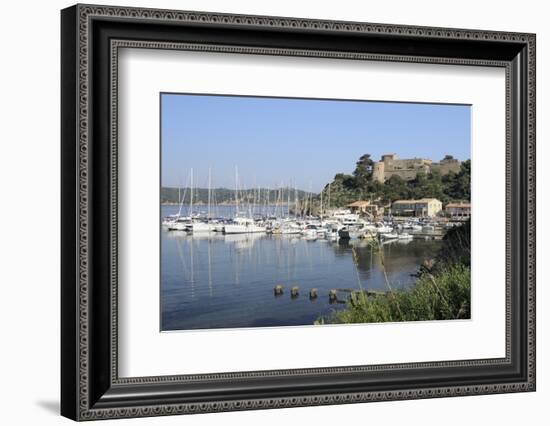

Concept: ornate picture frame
[[61, 4, 535, 421]]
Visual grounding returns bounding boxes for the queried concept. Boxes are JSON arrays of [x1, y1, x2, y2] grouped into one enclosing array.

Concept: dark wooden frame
[[61, 3, 536, 421]]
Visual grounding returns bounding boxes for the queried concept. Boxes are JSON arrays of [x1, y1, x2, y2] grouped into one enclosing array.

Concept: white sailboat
[[224, 216, 267, 234], [279, 222, 303, 234], [163, 178, 188, 226], [166, 172, 192, 231], [189, 168, 216, 232], [223, 167, 267, 235], [167, 216, 192, 231]]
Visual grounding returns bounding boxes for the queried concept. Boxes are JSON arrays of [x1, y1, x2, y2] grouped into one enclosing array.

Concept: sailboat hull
[[223, 224, 266, 234], [190, 222, 215, 232]]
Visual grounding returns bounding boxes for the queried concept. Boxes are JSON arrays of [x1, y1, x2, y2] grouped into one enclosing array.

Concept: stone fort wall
[[372, 154, 461, 182]]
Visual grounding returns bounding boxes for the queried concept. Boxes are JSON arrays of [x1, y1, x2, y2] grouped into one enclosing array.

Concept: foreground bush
[[325, 263, 470, 324]]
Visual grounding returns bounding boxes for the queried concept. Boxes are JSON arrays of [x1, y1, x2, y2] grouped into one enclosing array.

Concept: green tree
[[382, 175, 410, 202], [353, 154, 374, 189], [449, 160, 471, 200]]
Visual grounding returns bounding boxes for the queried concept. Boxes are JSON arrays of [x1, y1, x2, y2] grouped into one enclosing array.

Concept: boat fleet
[[163, 208, 441, 243], [162, 168, 449, 242]]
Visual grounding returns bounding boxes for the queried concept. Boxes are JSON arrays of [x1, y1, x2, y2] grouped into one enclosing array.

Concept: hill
[[318, 153, 471, 208], [161, 187, 313, 205]]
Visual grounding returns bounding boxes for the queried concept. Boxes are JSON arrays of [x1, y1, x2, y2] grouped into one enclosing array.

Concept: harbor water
[[160, 205, 442, 331]]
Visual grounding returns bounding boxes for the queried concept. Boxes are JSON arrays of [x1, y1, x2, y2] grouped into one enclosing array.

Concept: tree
[[449, 160, 471, 200], [341, 174, 357, 190], [353, 154, 374, 189], [382, 175, 410, 202], [443, 154, 455, 161]]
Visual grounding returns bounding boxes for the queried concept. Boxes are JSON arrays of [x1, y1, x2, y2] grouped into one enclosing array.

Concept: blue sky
[[161, 93, 470, 192]]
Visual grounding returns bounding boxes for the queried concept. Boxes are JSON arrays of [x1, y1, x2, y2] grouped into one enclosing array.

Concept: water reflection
[[161, 229, 442, 331]]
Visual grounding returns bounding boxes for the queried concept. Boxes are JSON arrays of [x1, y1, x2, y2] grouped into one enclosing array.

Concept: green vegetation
[[320, 154, 471, 207], [325, 264, 470, 323], [321, 220, 471, 324]]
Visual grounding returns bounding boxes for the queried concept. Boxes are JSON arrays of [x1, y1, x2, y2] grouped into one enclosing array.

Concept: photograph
[[57, 3, 536, 420], [160, 93, 472, 331]]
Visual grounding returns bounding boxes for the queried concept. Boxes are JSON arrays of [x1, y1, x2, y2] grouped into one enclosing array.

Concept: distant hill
[[161, 187, 313, 205]]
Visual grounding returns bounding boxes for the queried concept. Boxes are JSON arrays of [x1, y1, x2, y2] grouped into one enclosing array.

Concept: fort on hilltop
[[372, 153, 461, 183]]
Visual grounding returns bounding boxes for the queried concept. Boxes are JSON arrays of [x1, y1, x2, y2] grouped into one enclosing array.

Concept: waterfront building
[[445, 201, 471, 219], [372, 153, 461, 183], [346, 200, 383, 218], [391, 198, 443, 217]]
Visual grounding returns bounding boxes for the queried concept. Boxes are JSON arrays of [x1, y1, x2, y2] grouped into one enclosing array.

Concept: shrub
[[326, 264, 470, 324]]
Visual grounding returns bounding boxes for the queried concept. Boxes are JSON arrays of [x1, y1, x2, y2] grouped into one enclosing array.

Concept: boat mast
[[320, 187, 323, 220], [328, 182, 331, 213], [247, 186, 253, 219], [176, 177, 184, 217], [258, 185, 261, 218], [287, 183, 290, 218], [207, 167, 212, 219], [294, 185, 298, 219], [307, 182, 312, 217], [303, 190, 308, 218], [234, 166, 239, 218], [189, 168, 194, 218], [278, 183, 283, 218]]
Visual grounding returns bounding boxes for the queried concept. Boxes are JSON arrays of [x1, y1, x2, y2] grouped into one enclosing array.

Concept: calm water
[[160, 205, 442, 331]]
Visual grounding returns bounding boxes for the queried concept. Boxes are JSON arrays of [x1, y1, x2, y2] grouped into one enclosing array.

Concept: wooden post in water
[[329, 289, 338, 303], [291, 286, 300, 298], [309, 288, 318, 300], [274, 284, 284, 296]]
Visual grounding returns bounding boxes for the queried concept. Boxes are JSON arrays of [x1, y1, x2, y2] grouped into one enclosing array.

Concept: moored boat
[[189, 221, 216, 232], [223, 217, 267, 234], [167, 217, 192, 231], [338, 226, 363, 240]]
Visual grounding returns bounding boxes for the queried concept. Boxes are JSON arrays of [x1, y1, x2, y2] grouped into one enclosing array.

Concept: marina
[[161, 169, 456, 242], [159, 95, 472, 330], [161, 204, 445, 331]]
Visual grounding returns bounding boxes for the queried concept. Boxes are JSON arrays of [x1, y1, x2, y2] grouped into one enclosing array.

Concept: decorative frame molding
[[61, 4, 535, 421]]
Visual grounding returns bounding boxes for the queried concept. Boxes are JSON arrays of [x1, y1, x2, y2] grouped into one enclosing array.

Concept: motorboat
[[338, 226, 363, 240], [332, 209, 361, 226], [161, 214, 181, 226], [302, 224, 320, 239], [376, 224, 394, 234], [167, 217, 192, 231], [275, 221, 303, 235], [189, 221, 216, 232], [223, 217, 267, 234]]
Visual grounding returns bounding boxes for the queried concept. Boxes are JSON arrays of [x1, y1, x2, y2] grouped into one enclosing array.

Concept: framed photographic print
[[61, 4, 536, 421]]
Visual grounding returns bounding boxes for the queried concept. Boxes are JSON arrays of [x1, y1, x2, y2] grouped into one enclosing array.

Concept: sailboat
[[189, 168, 216, 232], [223, 167, 267, 234], [223, 217, 267, 234], [162, 186, 180, 226], [166, 172, 193, 231]]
